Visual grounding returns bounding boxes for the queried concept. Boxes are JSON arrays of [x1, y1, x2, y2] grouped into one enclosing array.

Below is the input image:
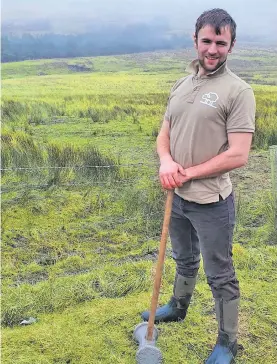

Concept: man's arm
[[157, 119, 185, 189], [180, 132, 253, 183]]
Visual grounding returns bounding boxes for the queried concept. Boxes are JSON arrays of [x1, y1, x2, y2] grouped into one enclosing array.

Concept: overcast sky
[[2, 0, 277, 38]]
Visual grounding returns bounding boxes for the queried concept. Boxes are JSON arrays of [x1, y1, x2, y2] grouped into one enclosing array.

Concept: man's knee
[[207, 273, 240, 300], [176, 265, 199, 278], [174, 254, 200, 278]]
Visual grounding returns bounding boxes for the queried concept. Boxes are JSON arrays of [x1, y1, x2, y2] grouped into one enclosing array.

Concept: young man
[[141, 8, 256, 364]]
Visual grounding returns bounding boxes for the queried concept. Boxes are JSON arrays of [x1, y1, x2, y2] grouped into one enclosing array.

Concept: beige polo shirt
[[164, 59, 256, 204]]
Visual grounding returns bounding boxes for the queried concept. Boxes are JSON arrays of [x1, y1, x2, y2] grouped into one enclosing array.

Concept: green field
[[2, 47, 277, 363]]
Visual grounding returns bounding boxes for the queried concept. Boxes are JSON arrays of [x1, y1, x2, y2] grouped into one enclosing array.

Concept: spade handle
[[146, 189, 174, 341]]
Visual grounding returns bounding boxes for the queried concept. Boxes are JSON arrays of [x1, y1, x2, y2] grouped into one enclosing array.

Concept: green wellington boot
[[205, 298, 240, 364], [141, 274, 197, 323]]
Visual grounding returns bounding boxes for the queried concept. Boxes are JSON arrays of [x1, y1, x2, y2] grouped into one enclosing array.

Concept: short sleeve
[[227, 88, 256, 133]]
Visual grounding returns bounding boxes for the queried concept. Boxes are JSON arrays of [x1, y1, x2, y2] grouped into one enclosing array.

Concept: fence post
[[269, 145, 277, 229]]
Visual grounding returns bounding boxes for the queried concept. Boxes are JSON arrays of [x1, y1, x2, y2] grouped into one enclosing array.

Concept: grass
[[1, 47, 277, 363], [2, 253, 277, 363]]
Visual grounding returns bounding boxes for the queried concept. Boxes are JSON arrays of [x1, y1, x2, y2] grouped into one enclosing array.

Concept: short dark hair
[[195, 8, 236, 44]]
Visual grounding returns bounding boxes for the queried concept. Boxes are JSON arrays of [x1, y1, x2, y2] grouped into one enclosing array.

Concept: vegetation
[[1, 47, 277, 363]]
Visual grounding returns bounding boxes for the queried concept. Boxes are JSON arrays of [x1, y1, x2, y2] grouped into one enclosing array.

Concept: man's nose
[[208, 42, 217, 54]]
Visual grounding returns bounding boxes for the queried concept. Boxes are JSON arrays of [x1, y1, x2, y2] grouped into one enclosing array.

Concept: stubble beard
[[198, 57, 227, 74]]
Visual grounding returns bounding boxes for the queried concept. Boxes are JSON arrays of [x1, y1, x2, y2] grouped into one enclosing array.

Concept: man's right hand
[[159, 156, 186, 190]]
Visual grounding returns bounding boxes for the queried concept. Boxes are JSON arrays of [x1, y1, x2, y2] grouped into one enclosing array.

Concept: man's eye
[[202, 40, 210, 44]]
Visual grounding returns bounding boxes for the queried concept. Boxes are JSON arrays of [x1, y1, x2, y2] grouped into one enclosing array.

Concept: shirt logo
[[200, 92, 219, 108]]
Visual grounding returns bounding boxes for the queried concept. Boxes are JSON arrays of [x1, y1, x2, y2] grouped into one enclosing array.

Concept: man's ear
[[193, 33, 198, 49], [228, 39, 236, 53]]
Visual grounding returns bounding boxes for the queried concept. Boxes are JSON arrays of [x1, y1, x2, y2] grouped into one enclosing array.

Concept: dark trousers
[[169, 192, 239, 301]]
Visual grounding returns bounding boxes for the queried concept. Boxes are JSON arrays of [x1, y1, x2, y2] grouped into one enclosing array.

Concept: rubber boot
[[205, 298, 239, 364], [141, 274, 196, 323]]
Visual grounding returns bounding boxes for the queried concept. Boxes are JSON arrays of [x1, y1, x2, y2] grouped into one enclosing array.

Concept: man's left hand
[[178, 168, 193, 184]]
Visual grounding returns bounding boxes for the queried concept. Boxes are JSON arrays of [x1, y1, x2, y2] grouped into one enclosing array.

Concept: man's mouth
[[205, 56, 219, 60], [205, 56, 219, 65]]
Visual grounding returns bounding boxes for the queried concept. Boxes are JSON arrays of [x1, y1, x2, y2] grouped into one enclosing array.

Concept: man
[[141, 8, 255, 364]]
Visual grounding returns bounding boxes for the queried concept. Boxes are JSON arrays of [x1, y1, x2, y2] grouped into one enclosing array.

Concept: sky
[[2, 0, 277, 39]]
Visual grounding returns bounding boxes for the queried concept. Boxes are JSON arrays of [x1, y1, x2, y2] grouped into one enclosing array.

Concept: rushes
[[253, 88, 277, 149], [1, 130, 44, 174], [2, 130, 121, 186], [269, 146, 277, 229]]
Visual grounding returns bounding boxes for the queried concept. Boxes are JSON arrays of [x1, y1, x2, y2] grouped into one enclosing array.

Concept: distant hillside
[[3, 19, 277, 63], [1, 24, 192, 62], [2, 48, 277, 87]]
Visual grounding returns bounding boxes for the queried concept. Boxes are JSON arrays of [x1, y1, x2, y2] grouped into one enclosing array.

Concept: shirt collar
[[186, 59, 228, 78]]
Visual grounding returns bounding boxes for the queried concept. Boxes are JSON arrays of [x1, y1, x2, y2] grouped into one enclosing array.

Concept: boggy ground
[[2, 47, 277, 363]]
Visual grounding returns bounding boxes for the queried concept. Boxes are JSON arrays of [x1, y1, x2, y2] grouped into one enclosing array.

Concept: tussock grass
[[2, 261, 153, 327], [1, 129, 122, 189], [1, 129, 44, 172]]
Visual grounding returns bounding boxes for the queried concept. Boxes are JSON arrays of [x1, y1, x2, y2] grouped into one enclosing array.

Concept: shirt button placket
[[188, 79, 207, 104]]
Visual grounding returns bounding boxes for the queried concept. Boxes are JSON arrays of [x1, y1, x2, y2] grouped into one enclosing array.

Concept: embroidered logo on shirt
[[200, 92, 219, 108]]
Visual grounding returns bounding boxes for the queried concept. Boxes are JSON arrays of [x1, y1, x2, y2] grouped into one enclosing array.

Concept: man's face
[[194, 25, 235, 75]]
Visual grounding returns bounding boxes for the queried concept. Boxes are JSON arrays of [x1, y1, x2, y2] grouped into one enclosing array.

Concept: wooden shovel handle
[[146, 189, 174, 341]]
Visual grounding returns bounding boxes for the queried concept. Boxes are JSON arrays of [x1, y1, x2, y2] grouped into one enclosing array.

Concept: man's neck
[[197, 61, 227, 77]]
